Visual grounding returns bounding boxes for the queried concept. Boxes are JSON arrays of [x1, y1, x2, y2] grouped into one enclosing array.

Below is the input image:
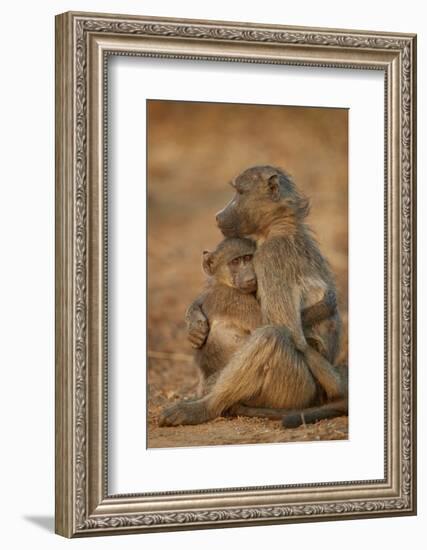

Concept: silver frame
[[55, 11, 417, 537]]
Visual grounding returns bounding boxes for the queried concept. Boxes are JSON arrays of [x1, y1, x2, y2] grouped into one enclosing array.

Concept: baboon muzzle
[[216, 205, 238, 236], [240, 278, 257, 293]]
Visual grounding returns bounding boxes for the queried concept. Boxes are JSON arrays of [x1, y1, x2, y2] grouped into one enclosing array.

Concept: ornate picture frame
[[55, 11, 417, 537]]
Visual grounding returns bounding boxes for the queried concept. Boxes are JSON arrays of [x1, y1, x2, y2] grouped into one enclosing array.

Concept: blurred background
[[147, 100, 348, 448]]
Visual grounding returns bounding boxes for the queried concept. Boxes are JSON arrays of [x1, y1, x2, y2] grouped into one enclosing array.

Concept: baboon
[[190, 237, 262, 396], [160, 165, 347, 428], [185, 237, 338, 399]]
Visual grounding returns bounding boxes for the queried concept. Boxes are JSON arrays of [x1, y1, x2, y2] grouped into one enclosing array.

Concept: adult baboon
[[160, 165, 347, 427]]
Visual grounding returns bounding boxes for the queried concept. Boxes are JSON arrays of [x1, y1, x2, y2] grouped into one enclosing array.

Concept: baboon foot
[[159, 400, 212, 427]]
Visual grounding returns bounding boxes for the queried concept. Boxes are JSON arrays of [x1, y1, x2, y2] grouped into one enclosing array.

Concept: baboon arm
[[304, 346, 343, 400], [301, 289, 337, 327], [260, 280, 307, 352], [185, 293, 210, 349], [256, 248, 307, 351], [259, 270, 341, 397], [289, 298, 308, 353]]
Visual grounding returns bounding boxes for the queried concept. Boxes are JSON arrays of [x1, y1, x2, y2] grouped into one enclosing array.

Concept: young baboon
[[190, 237, 262, 396], [160, 165, 347, 427], [186, 238, 338, 398]]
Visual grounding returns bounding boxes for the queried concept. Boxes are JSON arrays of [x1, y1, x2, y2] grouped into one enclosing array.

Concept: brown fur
[[191, 238, 262, 396], [186, 239, 337, 400], [160, 166, 347, 428]]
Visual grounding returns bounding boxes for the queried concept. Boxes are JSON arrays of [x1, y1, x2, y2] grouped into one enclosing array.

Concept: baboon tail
[[281, 398, 348, 429], [228, 397, 348, 427]]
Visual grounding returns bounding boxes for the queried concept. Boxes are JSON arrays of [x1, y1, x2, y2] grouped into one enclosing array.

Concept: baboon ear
[[202, 250, 214, 275], [267, 174, 281, 201]]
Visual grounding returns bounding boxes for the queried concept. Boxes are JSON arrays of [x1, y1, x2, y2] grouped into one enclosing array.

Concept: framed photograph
[[55, 11, 417, 537]]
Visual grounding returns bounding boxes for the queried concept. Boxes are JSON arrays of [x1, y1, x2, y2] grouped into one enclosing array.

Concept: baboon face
[[202, 238, 257, 294], [225, 253, 257, 293], [216, 165, 307, 238]]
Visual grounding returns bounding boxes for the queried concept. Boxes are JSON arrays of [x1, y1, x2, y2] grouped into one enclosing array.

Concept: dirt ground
[[147, 100, 348, 448]]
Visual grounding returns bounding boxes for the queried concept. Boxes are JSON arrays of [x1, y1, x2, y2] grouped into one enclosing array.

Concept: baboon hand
[[187, 314, 209, 349], [294, 334, 308, 353], [159, 400, 211, 426]]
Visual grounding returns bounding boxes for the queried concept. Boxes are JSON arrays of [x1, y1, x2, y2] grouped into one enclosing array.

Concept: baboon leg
[[159, 326, 317, 427], [159, 396, 213, 427], [228, 362, 348, 425], [282, 398, 348, 429]]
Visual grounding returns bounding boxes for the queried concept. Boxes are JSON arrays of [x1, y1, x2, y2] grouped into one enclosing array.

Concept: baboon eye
[[243, 255, 253, 262], [230, 258, 240, 266]]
